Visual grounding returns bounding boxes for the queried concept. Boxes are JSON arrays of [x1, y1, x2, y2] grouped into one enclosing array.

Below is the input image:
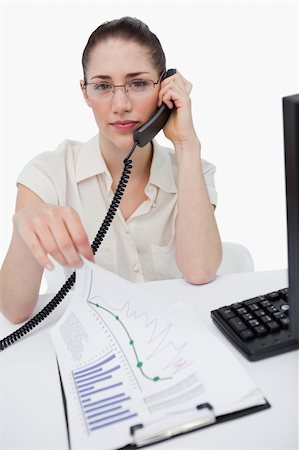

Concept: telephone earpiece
[[133, 69, 176, 147]]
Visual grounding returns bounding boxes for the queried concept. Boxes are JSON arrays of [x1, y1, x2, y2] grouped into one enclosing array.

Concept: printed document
[[50, 259, 266, 450]]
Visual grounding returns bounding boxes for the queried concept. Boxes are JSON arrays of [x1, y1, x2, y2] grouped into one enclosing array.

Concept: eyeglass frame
[[82, 70, 166, 97]]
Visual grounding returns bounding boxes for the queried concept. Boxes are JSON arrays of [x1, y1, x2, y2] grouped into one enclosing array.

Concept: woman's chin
[[99, 127, 141, 154], [110, 132, 136, 152]]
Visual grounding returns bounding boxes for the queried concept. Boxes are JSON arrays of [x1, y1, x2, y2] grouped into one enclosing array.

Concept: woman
[[0, 17, 222, 324]]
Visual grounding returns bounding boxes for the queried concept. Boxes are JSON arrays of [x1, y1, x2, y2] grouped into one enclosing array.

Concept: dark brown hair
[[82, 16, 166, 81]]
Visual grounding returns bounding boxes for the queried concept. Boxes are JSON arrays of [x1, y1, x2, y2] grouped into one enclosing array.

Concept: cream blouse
[[17, 134, 217, 283]]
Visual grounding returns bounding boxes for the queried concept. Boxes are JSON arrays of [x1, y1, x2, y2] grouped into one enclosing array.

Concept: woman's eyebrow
[[90, 72, 150, 81]]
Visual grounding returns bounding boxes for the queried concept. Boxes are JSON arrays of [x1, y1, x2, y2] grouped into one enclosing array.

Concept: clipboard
[[128, 400, 270, 448], [57, 362, 270, 450]]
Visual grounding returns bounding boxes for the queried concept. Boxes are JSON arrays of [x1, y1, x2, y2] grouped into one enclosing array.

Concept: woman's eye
[[130, 80, 148, 89], [95, 83, 112, 91]]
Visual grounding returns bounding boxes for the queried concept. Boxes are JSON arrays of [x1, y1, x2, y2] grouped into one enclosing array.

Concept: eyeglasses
[[83, 76, 162, 100]]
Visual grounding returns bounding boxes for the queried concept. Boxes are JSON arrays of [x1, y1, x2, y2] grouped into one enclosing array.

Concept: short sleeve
[[201, 158, 218, 206], [16, 152, 60, 205]]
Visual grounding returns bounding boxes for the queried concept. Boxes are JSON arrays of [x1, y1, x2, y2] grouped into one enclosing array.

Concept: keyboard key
[[228, 317, 247, 333], [240, 329, 255, 341], [280, 304, 290, 314], [279, 317, 290, 329], [266, 292, 281, 302], [236, 307, 247, 315], [231, 302, 243, 311], [242, 313, 254, 321], [266, 305, 278, 314], [248, 319, 260, 328], [260, 315, 272, 324], [273, 312, 286, 320], [253, 325, 268, 337], [261, 300, 272, 308], [280, 288, 288, 294], [244, 297, 261, 306], [266, 321, 280, 333], [279, 288, 288, 300], [248, 304, 260, 312], [254, 309, 266, 317], [219, 307, 236, 320]]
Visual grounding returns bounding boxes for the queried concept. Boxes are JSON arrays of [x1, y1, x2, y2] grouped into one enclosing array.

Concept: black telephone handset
[[133, 68, 176, 147], [0, 68, 177, 351]]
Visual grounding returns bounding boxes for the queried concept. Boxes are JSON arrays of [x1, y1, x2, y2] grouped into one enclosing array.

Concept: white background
[[0, 0, 298, 271]]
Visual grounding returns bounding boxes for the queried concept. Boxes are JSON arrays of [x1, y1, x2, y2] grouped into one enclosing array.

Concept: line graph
[[88, 300, 172, 382], [79, 265, 192, 380]]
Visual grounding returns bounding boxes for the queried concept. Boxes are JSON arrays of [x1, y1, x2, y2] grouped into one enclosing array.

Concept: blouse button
[[133, 264, 140, 272]]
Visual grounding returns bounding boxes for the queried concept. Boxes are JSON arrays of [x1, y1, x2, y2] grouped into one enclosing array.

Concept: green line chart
[[87, 300, 173, 383]]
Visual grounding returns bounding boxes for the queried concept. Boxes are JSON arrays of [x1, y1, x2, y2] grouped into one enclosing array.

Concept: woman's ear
[[80, 80, 91, 107]]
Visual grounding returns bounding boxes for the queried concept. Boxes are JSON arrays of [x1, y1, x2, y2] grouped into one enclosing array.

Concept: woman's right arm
[[0, 185, 94, 324]]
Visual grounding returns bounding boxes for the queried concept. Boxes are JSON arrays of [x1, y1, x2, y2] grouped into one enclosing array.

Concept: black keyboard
[[211, 288, 299, 361]]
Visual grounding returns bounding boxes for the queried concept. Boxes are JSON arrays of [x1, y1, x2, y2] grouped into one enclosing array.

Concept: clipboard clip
[[130, 403, 216, 447]]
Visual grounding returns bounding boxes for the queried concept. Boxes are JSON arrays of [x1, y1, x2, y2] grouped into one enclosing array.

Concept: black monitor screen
[[283, 93, 299, 341]]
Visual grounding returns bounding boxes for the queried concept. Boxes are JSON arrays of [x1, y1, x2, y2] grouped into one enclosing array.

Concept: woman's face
[[81, 38, 161, 152]]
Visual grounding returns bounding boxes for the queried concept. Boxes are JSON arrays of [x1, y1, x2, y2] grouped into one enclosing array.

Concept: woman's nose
[[111, 87, 132, 113]]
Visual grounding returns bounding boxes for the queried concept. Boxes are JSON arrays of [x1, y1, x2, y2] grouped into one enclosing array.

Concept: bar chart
[[72, 351, 138, 433]]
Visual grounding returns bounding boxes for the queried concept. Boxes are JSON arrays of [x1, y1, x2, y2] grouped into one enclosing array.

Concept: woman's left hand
[[158, 70, 198, 146]]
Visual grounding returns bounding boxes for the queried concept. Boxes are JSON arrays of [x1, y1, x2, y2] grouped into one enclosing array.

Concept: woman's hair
[[82, 16, 166, 81]]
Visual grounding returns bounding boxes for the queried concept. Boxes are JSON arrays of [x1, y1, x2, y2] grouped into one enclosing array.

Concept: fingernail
[[45, 263, 54, 271]]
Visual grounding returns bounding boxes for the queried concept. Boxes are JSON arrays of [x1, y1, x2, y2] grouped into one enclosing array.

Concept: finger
[[159, 85, 181, 109], [159, 77, 190, 107], [62, 209, 95, 263], [184, 80, 192, 95], [170, 76, 192, 96], [27, 230, 56, 271], [164, 98, 175, 109], [19, 219, 66, 269], [164, 71, 192, 96], [49, 218, 84, 268], [37, 226, 69, 267], [158, 85, 175, 107]]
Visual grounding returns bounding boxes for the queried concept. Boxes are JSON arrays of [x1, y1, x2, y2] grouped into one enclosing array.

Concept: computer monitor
[[211, 94, 299, 360], [283, 93, 299, 341]]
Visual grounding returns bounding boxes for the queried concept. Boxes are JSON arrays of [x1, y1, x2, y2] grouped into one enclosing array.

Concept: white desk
[[0, 269, 298, 450]]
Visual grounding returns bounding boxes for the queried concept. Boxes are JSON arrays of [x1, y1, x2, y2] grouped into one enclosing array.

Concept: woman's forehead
[[86, 38, 155, 75]]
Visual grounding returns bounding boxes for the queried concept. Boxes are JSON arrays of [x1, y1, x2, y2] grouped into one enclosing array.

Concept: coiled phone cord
[[0, 143, 137, 351]]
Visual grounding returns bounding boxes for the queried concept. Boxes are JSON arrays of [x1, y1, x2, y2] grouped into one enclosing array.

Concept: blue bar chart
[[72, 352, 138, 432]]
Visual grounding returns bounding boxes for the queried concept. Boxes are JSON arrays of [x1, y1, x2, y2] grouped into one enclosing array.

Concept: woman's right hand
[[13, 201, 95, 271]]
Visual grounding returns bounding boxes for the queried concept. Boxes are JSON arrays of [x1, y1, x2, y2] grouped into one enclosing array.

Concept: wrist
[[174, 138, 201, 164]]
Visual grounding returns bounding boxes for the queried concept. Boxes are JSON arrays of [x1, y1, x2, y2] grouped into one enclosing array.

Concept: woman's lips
[[110, 120, 139, 131]]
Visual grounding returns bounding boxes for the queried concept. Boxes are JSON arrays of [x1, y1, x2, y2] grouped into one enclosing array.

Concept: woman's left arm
[[159, 71, 222, 284]]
